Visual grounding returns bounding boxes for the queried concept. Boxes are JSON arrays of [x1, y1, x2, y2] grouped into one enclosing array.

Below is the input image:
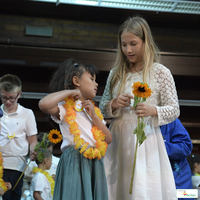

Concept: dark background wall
[[0, 0, 200, 156]]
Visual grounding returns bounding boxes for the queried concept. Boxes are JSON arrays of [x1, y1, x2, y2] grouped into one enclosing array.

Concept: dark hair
[[49, 58, 98, 92], [0, 74, 22, 92], [187, 154, 200, 173], [35, 148, 52, 166]]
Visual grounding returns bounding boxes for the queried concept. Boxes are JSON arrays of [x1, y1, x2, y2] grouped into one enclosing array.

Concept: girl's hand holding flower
[[112, 93, 134, 110], [134, 103, 157, 117]]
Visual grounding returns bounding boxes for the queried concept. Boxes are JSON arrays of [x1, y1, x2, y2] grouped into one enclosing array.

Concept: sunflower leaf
[[139, 121, 145, 130], [34, 143, 41, 152], [42, 133, 47, 141], [142, 97, 146, 102], [41, 141, 46, 148], [138, 130, 147, 146], [37, 151, 45, 162], [133, 127, 138, 134]]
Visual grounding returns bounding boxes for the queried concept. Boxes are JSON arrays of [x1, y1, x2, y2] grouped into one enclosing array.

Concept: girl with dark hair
[[39, 58, 112, 200]]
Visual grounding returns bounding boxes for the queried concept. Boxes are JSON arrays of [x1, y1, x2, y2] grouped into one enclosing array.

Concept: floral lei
[[63, 97, 108, 160], [32, 167, 55, 196], [0, 152, 7, 192]]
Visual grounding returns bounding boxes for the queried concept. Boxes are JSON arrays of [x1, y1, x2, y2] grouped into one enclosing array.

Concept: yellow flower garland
[[0, 152, 7, 192], [32, 167, 55, 196], [63, 97, 108, 160]]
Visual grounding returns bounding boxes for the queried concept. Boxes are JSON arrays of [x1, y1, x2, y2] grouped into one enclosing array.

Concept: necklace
[[0, 152, 8, 192], [63, 97, 108, 160], [32, 167, 55, 196]]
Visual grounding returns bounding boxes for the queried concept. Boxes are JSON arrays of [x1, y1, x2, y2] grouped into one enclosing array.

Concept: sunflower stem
[[12, 159, 31, 191], [129, 138, 139, 194], [129, 116, 140, 194]]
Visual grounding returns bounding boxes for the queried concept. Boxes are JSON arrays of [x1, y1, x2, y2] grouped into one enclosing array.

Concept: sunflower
[[132, 82, 152, 98], [48, 129, 62, 144]]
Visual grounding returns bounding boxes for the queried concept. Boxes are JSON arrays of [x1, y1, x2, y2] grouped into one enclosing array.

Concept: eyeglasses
[[0, 93, 19, 102]]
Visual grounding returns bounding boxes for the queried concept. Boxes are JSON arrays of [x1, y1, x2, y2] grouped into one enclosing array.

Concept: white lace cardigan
[[99, 63, 180, 127]]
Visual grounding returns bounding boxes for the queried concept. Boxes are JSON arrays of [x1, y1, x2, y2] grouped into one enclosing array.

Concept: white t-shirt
[[0, 104, 37, 172], [30, 172, 52, 200], [51, 101, 106, 152]]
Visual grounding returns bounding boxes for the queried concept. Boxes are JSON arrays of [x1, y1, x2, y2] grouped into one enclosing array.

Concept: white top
[[192, 176, 200, 200], [30, 172, 52, 200], [99, 63, 179, 200], [51, 102, 106, 152], [25, 155, 60, 179], [0, 104, 37, 172]]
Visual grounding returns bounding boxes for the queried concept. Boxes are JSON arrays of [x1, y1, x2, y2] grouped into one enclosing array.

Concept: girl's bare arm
[[39, 90, 81, 118]]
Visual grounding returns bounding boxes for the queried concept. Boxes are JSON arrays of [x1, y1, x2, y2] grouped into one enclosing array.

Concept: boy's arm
[[33, 191, 43, 200], [39, 89, 81, 118], [161, 119, 193, 160], [28, 135, 38, 161]]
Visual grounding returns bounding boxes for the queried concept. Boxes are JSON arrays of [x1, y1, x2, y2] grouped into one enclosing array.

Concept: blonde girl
[[99, 16, 180, 200]]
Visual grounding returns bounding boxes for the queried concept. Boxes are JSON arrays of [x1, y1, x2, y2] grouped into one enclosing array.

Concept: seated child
[[30, 149, 54, 200], [187, 154, 200, 200], [160, 118, 194, 200]]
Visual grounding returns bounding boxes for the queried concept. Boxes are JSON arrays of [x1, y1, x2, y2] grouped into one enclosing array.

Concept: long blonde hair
[[110, 16, 160, 96]]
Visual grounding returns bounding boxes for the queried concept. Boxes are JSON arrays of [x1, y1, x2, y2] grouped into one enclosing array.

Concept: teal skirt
[[53, 147, 108, 200]]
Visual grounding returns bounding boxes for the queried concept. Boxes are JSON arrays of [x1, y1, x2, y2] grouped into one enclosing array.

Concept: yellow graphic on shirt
[[7, 132, 15, 140]]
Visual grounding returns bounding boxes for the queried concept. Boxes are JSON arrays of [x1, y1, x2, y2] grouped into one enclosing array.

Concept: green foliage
[[37, 151, 45, 162], [133, 95, 138, 109], [34, 133, 49, 163], [133, 118, 147, 146]]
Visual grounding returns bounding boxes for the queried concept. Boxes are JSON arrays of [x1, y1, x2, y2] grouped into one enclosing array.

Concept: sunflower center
[[138, 86, 146, 92], [52, 134, 58, 139]]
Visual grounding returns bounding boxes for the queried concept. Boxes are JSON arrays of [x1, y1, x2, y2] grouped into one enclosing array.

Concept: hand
[[0, 186, 4, 196], [70, 89, 82, 100], [52, 174, 55, 181], [134, 103, 157, 117], [112, 93, 134, 109], [6, 182, 12, 190], [82, 100, 96, 120], [30, 150, 37, 161]]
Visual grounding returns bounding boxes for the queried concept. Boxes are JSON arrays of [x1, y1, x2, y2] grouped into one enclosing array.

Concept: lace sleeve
[[153, 65, 180, 126], [99, 69, 121, 118]]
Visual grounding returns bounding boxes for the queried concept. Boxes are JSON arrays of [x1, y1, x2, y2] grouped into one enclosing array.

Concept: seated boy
[[30, 149, 54, 200]]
